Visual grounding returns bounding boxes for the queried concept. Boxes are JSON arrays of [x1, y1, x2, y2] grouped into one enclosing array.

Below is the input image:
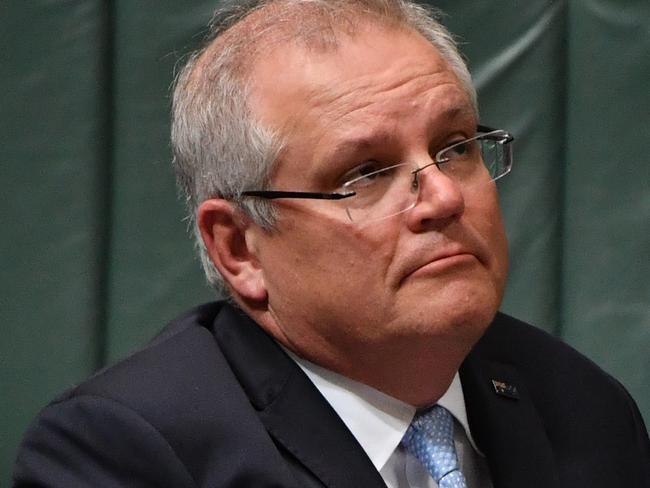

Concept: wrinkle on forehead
[[258, 64, 472, 152], [305, 80, 472, 159], [309, 72, 466, 122]]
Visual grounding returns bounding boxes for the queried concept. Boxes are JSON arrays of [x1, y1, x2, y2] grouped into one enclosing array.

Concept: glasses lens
[[342, 163, 417, 222], [479, 134, 512, 181], [480, 138, 501, 179]]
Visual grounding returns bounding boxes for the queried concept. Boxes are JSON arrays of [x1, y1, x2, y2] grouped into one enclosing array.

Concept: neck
[[320, 337, 472, 407]]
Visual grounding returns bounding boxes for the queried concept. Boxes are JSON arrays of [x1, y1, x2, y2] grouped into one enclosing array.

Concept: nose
[[404, 161, 465, 232]]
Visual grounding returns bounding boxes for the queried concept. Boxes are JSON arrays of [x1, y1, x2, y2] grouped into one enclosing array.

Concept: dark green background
[[2, 0, 649, 482]]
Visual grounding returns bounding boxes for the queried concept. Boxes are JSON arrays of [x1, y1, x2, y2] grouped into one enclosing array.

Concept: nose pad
[[406, 161, 465, 229], [409, 160, 439, 193], [412, 160, 440, 183]]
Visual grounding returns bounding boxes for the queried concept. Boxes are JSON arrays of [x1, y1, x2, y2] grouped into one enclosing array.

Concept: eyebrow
[[325, 131, 393, 163], [317, 104, 477, 167]]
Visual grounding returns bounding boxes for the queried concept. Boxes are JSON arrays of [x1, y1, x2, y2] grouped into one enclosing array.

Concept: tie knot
[[401, 405, 467, 488], [410, 405, 455, 441]]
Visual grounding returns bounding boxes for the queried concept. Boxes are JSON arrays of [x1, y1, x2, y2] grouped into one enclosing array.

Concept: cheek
[[262, 216, 398, 304], [469, 189, 509, 290]]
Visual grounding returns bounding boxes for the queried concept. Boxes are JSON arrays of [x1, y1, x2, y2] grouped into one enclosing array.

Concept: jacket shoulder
[[14, 302, 276, 487], [60, 302, 232, 410]]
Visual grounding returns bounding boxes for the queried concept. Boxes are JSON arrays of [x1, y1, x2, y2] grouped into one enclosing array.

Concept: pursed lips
[[398, 244, 479, 285]]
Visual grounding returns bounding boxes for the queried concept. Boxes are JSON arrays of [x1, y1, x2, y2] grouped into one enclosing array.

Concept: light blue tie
[[401, 405, 468, 488]]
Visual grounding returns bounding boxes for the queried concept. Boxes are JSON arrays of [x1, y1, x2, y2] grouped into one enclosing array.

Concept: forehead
[[249, 23, 470, 116], [247, 24, 474, 180]]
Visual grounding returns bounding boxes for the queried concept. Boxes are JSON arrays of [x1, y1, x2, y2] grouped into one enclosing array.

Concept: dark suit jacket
[[13, 302, 650, 487]]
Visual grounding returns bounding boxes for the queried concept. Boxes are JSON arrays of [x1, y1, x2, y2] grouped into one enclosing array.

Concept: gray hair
[[171, 0, 477, 296]]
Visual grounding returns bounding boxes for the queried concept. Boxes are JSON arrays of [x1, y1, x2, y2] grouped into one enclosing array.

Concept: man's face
[[245, 24, 508, 370]]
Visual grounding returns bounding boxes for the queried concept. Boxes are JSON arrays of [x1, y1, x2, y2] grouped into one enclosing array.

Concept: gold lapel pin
[[491, 379, 520, 400]]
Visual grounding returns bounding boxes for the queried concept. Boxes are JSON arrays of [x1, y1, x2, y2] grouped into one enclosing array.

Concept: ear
[[197, 199, 268, 302]]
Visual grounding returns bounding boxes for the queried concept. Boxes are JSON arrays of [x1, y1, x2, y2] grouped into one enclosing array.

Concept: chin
[[449, 301, 497, 343], [398, 278, 501, 344]]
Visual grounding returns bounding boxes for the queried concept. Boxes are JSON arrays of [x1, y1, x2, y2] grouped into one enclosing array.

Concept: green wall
[[2, 1, 649, 482]]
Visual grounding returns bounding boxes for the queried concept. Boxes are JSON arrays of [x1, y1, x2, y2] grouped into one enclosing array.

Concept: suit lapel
[[460, 315, 560, 488], [211, 304, 387, 488]]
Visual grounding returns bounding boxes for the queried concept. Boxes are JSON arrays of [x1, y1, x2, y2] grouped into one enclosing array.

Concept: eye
[[445, 140, 469, 158], [342, 160, 388, 184], [438, 138, 477, 162]]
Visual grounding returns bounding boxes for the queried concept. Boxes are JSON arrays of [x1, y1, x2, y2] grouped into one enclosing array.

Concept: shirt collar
[[286, 350, 482, 472]]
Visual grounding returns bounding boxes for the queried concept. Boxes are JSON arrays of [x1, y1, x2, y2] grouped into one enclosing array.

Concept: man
[[14, 0, 650, 487]]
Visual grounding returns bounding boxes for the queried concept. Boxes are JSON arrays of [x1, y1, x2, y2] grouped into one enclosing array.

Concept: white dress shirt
[[287, 352, 493, 488]]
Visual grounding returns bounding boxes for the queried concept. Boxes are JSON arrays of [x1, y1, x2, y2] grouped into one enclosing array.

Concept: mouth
[[400, 250, 479, 284]]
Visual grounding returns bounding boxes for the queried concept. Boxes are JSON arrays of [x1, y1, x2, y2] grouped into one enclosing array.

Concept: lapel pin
[[491, 379, 520, 400]]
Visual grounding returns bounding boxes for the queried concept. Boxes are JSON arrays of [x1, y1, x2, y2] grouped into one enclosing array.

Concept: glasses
[[240, 125, 513, 223]]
